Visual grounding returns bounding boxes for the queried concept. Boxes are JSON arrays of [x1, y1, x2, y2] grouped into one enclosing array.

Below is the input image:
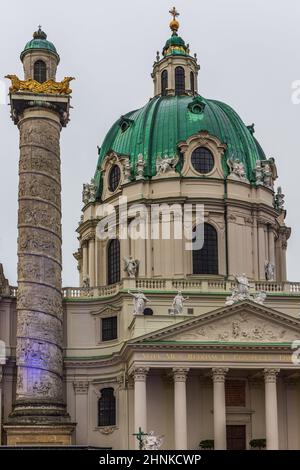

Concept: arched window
[[34, 60, 47, 83], [161, 70, 168, 96], [109, 165, 121, 192], [107, 239, 120, 285], [175, 66, 185, 95], [190, 71, 195, 94], [98, 388, 116, 427], [192, 223, 218, 274]]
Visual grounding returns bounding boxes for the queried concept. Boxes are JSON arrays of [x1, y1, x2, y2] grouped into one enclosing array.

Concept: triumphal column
[[4, 27, 75, 445]]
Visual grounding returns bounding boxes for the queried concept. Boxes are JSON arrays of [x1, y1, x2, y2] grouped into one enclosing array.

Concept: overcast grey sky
[[0, 0, 299, 286]]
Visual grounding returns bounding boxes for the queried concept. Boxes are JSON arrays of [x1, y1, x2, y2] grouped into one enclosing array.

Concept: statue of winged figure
[[156, 155, 179, 176], [124, 256, 139, 278]]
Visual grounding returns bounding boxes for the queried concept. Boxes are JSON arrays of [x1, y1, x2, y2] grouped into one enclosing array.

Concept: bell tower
[[4, 28, 75, 445]]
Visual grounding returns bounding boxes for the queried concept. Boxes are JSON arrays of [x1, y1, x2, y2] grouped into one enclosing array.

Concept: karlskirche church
[[0, 9, 300, 450]]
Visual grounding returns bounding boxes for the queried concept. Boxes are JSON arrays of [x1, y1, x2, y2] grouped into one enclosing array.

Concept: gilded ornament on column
[[5, 74, 75, 95]]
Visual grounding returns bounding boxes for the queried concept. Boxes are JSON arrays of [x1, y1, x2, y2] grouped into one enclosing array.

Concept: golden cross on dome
[[169, 6, 179, 20]]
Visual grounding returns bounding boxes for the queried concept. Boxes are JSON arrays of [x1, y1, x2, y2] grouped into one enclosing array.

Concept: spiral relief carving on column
[[15, 115, 65, 406]]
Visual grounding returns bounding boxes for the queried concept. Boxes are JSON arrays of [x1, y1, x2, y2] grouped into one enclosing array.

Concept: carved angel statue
[[128, 289, 150, 315], [156, 155, 179, 176], [124, 256, 139, 278], [253, 291, 267, 305], [225, 273, 266, 306], [235, 274, 251, 296], [142, 431, 164, 450], [172, 290, 189, 315], [225, 273, 251, 306], [264, 261, 275, 281], [227, 158, 247, 181]]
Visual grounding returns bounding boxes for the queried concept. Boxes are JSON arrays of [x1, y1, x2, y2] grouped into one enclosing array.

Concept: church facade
[[0, 10, 300, 450]]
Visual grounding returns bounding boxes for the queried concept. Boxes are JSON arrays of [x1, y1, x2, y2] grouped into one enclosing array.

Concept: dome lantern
[[152, 8, 200, 97], [20, 26, 60, 82]]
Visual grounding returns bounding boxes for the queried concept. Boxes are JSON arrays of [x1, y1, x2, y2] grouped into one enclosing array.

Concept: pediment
[[133, 301, 300, 344]]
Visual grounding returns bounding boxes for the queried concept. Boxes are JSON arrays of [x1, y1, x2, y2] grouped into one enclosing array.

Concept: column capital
[[172, 368, 189, 382], [73, 380, 89, 395], [211, 367, 229, 383], [263, 368, 280, 383], [132, 367, 149, 382]]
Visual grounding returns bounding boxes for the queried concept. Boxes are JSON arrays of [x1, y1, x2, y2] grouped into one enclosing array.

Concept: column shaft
[[173, 368, 188, 450], [133, 367, 148, 449], [264, 369, 279, 450], [212, 368, 228, 450]]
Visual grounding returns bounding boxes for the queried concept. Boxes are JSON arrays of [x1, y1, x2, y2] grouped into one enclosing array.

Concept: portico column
[[212, 367, 228, 449], [133, 367, 149, 449], [173, 368, 189, 450], [264, 368, 279, 450]]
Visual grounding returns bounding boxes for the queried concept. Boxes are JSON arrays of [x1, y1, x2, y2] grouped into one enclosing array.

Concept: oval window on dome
[[191, 147, 214, 174], [109, 165, 121, 192]]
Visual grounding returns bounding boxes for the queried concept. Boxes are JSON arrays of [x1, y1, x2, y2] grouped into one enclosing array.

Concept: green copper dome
[[20, 27, 59, 61], [94, 95, 266, 198]]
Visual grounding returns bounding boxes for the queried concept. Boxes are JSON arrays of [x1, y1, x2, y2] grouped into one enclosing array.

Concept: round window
[[109, 165, 121, 192], [191, 147, 214, 174]]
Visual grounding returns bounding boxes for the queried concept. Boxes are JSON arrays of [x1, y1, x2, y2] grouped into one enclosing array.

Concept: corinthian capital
[[211, 367, 229, 383], [132, 367, 149, 382], [263, 368, 280, 383], [172, 368, 189, 382]]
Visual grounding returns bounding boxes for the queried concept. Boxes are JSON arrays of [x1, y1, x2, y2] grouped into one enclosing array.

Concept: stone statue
[[156, 155, 179, 176], [262, 163, 273, 188], [0, 263, 10, 297], [225, 273, 266, 306], [124, 256, 139, 278], [128, 289, 150, 315], [136, 154, 145, 180], [172, 291, 189, 315], [253, 291, 267, 305], [253, 160, 264, 185], [82, 178, 97, 205], [142, 430, 164, 450], [82, 183, 90, 205], [265, 261, 275, 281], [227, 158, 248, 182], [88, 178, 97, 202], [274, 186, 285, 211], [82, 277, 90, 289], [123, 159, 131, 184]]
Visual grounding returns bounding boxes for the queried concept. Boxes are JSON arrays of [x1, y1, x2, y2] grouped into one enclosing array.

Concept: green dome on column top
[[94, 95, 267, 198], [20, 26, 59, 61]]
